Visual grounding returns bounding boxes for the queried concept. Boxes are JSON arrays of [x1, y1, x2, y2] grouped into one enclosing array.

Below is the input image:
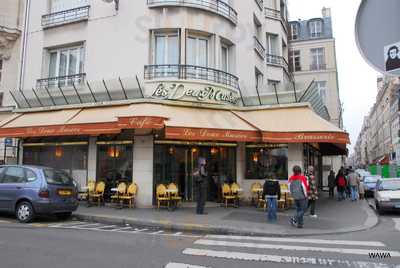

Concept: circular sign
[[355, 0, 400, 76]]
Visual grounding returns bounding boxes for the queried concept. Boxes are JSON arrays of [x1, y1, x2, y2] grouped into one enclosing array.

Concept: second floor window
[[51, 0, 88, 12], [290, 23, 299, 40], [310, 48, 325, 70], [154, 32, 180, 65], [309, 20, 323, 38], [266, 34, 279, 55], [48, 45, 85, 81], [186, 35, 209, 67], [221, 45, 230, 72], [289, 50, 301, 72]]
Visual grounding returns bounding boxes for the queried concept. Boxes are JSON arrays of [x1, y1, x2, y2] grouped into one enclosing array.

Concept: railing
[[144, 64, 239, 89], [41, 5, 90, 29], [36, 73, 86, 89], [147, 0, 238, 25], [265, 7, 280, 20], [254, 36, 265, 59], [310, 64, 327, 71], [254, 0, 263, 11], [266, 54, 294, 82]]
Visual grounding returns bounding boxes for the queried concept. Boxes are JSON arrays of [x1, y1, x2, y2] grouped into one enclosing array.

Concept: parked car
[[374, 178, 400, 215], [363, 175, 382, 197], [0, 165, 79, 223], [356, 169, 371, 180]]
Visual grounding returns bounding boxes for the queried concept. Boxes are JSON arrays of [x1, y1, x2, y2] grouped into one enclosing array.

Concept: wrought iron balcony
[[265, 7, 280, 20], [42, 5, 90, 29], [254, 36, 265, 59], [310, 63, 327, 71], [254, 0, 263, 11], [36, 73, 86, 89], [266, 54, 294, 81], [144, 64, 239, 89], [147, 0, 238, 25]]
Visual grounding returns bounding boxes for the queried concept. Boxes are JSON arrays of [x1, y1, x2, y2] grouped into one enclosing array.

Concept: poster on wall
[[384, 41, 400, 73]]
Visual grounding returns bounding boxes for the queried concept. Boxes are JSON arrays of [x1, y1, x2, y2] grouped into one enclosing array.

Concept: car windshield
[[43, 169, 74, 186], [364, 176, 380, 183], [378, 180, 400, 191]]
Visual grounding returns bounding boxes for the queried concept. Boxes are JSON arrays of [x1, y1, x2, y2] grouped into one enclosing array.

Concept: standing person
[[306, 166, 318, 218], [336, 169, 346, 201], [193, 157, 208, 215], [328, 170, 336, 198], [262, 175, 281, 222], [288, 166, 309, 228], [348, 167, 360, 202]]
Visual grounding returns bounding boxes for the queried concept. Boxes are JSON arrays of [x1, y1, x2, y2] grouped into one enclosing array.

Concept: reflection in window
[[246, 147, 288, 180]]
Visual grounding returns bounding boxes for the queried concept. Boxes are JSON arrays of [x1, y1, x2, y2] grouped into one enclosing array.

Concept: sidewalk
[[73, 193, 378, 237]]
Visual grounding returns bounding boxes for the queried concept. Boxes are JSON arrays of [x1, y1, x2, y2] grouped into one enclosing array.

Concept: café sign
[[150, 82, 241, 105]]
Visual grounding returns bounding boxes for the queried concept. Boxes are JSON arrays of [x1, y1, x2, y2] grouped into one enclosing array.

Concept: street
[[0, 210, 399, 268]]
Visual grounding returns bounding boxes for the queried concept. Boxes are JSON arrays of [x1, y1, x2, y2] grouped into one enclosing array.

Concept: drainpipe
[[18, 0, 31, 91]]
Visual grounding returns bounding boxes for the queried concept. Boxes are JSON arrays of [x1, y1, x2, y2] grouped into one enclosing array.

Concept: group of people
[[262, 165, 318, 228], [328, 167, 363, 202]]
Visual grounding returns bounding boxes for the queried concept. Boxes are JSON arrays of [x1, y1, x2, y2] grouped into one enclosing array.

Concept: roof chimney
[[322, 7, 331, 18]]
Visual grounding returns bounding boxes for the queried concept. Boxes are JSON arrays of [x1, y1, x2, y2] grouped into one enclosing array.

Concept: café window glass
[[245, 146, 288, 180]]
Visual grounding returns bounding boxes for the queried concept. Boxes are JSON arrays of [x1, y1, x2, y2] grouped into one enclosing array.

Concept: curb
[[73, 202, 379, 237]]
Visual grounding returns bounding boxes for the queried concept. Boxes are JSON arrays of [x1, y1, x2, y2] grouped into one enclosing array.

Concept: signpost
[[355, 0, 400, 75]]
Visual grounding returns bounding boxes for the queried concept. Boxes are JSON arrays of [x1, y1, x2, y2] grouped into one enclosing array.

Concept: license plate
[[58, 189, 72, 197]]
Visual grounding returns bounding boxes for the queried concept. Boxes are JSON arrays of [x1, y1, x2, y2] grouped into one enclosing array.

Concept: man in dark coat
[[194, 157, 208, 215], [262, 175, 281, 222]]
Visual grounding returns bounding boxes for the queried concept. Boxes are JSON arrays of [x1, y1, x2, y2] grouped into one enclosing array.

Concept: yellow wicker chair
[[89, 181, 105, 206], [120, 183, 138, 208], [281, 183, 294, 208], [221, 183, 236, 208], [156, 184, 170, 209], [167, 183, 182, 207], [79, 180, 95, 201], [111, 182, 127, 204]]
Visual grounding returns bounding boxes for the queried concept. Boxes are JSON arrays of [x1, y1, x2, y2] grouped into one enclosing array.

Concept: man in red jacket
[[288, 166, 309, 228]]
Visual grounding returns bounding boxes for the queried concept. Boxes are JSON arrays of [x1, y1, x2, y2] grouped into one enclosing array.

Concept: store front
[[153, 142, 236, 202]]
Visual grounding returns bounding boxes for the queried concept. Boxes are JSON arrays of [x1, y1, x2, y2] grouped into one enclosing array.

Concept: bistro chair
[[281, 183, 294, 208], [250, 182, 262, 203], [89, 181, 106, 207], [156, 184, 170, 209], [110, 182, 127, 205], [80, 180, 95, 201], [120, 183, 138, 208], [221, 183, 236, 208], [167, 183, 182, 208], [230, 182, 242, 207]]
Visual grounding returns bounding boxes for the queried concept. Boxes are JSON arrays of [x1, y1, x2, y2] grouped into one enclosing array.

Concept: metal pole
[[298, 79, 315, 102], [255, 85, 262, 106], [136, 75, 145, 98], [58, 85, 69, 104], [292, 80, 298, 102], [86, 81, 97, 102], [19, 90, 31, 108], [9, 91, 20, 108], [72, 82, 83, 103], [273, 83, 280, 104], [44, 86, 56, 106], [102, 79, 112, 101], [237, 86, 246, 107], [32, 88, 44, 107], [118, 77, 128, 100]]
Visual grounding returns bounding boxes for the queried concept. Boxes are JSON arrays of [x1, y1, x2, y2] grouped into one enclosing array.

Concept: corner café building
[[0, 80, 349, 208]]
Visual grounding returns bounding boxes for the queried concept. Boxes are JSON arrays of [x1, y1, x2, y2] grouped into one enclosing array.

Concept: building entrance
[[153, 142, 236, 203]]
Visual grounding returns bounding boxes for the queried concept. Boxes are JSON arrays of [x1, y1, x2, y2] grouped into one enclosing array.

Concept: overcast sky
[[288, 0, 380, 153]]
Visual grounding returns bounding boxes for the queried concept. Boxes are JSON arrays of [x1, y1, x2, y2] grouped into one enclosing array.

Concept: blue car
[[0, 165, 79, 223], [363, 175, 382, 197]]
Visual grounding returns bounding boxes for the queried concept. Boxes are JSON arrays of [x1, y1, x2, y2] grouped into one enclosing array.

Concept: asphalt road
[[0, 211, 399, 268]]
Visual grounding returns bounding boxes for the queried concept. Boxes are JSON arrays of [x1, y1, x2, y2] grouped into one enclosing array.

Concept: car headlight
[[378, 197, 391, 202]]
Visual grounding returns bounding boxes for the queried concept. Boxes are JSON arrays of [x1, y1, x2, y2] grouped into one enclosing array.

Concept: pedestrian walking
[[347, 167, 360, 201], [306, 166, 318, 218], [288, 165, 309, 228], [336, 169, 346, 201], [328, 170, 336, 198], [262, 175, 281, 222], [193, 157, 208, 215]]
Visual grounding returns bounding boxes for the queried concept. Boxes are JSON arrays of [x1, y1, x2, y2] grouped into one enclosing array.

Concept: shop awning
[[233, 106, 350, 145]]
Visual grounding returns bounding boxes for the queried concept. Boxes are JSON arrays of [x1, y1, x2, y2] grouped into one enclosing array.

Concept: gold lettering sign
[[151, 83, 241, 105]]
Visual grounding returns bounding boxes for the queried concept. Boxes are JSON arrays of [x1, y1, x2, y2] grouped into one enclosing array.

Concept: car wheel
[[55, 212, 72, 220], [375, 202, 384, 215], [16, 201, 35, 223]]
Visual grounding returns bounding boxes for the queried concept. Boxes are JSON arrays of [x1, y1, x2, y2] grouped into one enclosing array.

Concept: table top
[[110, 188, 118, 192], [165, 189, 178, 193], [253, 188, 263, 192]]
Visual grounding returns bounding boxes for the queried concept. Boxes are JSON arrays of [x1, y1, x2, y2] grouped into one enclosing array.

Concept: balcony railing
[[147, 0, 238, 25], [265, 7, 280, 20], [254, 36, 265, 59], [310, 64, 327, 71], [266, 54, 294, 81], [36, 73, 86, 89], [254, 0, 263, 11], [41, 5, 90, 29], [144, 64, 239, 89]]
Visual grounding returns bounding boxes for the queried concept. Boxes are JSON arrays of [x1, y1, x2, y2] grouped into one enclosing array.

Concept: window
[[266, 34, 279, 55], [48, 45, 85, 85], [154, 31, 180, 65], [290, 23, 299, 40], [315, 81, 327, 104], [246, 147, 288, 180], [44, 168, 74, 186], [289, 50, 301, 72], [2, 167, 26, 183], [255, 68, 263, 90], [50, 0, 89, 13], [309, 19, 323, 38], [310, 48, 325, 70], [186, 35, 209, 67], [221, 45, 229, 72]]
